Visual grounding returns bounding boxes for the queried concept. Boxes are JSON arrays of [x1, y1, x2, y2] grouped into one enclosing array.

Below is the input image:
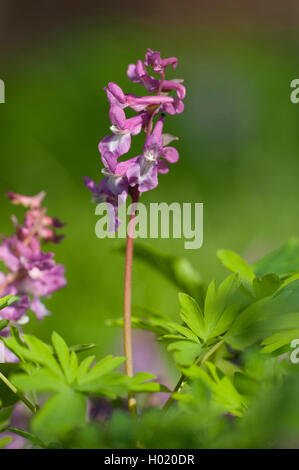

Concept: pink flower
[[105, 82, 174, 113], [6, 191, 46, 209], [84, 175, 128, 231], [145, 48, 178, 74], [127, 59, 186, 103], [0, 191, 67, 361], [99, 106, 145, 160], [126, 116, 179, 193], [85, 48, 185, 231]]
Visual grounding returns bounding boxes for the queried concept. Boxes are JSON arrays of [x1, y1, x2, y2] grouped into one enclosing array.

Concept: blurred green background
[[0, 1, 299, 368]]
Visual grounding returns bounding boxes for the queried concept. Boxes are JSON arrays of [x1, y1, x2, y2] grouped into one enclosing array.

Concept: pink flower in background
[[0, 402, 31, 448], [6, 190, 46, 209], [0, 191, 66, 362], [23, 209, 65, 244], [84, 48, 185, 229]]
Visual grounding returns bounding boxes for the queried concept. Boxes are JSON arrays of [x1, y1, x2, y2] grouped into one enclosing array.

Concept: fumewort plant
[[0, 191, 66, 364], [2, 49, 299, 449], [84, 48, 185, 414]]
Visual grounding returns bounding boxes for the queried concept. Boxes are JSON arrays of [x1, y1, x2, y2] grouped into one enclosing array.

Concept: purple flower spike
[[0, 191, 67, 361], [85, 48, 184, 230]]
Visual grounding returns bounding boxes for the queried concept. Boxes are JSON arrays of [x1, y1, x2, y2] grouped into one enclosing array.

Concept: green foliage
[[253, 239, 299, 278], [0, 406, 14, 430], [179, 362, 247, 417], [34, 367, 299, 449], [0, 364, 20, 408], [0, 332, 166, 443], [217, 250, 255, 296], [6, 427, 47, 448], [107, 305, 174, 336], [0, 436, 12, 448], [3, 240, 299, 448], [108, 242, 299, 371]]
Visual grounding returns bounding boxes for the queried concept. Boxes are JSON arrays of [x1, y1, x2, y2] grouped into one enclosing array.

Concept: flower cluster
[[0, 191, 66, 362], [84, 48, 185, 229]]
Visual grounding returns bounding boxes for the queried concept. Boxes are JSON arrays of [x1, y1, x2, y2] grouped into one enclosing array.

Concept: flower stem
[[0, 371, 38, 414], [123, 186, 139, 416], [163, 339, 225, 412], [163, 374, 185, 412]]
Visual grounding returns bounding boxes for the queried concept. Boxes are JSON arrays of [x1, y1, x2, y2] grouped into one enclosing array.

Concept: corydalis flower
[[145, 48, 178, 74], [99, 106, 145, 160], [84, 48, 185, 229], [6, 190, 46, 209], [126, 116, 179, 193], [127, 59, 185, 114], [84, 176, 128, 231], [8, 190, 65, 244], [105, 82, 174, 113], [0, 191, 66, 362]]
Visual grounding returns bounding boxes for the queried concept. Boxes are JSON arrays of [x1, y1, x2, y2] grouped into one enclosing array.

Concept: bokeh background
[[1, 0, 299, 379]]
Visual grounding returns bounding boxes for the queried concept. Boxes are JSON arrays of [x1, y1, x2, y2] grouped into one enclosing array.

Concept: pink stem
[[123, 186, 139, 415]]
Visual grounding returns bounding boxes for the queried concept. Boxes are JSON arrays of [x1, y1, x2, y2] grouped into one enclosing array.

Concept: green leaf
[[179, 293, 205, 339], [0, 406, 13, 429], [77, 355, 126, 387], [0, 295, 19, 310], [253, 274, 282, 299], [10, 325, 27, 347], [0, 436, 12, 448], [69, 343, 96, 354], [31, 389, 86, 442], [77, 373, 128, 398], [6, 427, 47, 448], [209, 304, 240, 338], [233, 373, 259, 398], [4, 335, 63, 378], [107, 306, 174, 336], [203, 274, 240, 340], [69, 351, 78, 383], [167, 322, 199, 342], [11, 368, 66, 393], [77, 355, 95, 383], [168, 340, 203, 365], [52, 332, 73, 383], [181, 362, 247, 417], [261, 330, 299, 354], [223, 297, 270, 349], [203, 280, 218, 327], [217, 250, 255, 295], [253, 238, 299, 277], [127, 373, 169, 393]]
